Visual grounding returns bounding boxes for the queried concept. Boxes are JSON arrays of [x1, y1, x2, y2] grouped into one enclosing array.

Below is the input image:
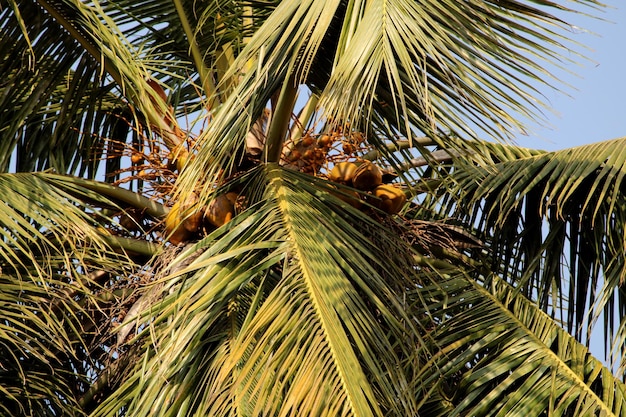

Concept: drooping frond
[[0, 172, 156, 415], [0, 172, 151, 275], [415, 274, 626, 416], [1, 1, 117, 174], [0, 271, 85, 416], [431, 137, 626, 369], [319, 0, 593, 139], [2, 0, 217, 177]]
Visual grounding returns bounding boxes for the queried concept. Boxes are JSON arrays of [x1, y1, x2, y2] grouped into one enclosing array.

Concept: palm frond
[[0, 172, 159, 414], [177, 0, 601, 206], [425, 137, 626, 367], [273, 0, 599, 141], [3, 0, 624, 415], [415, 273, 626, 416], [0, 272, 84, 416], [2, 0, 214, 178], [1, 2, 115, 174], [95, 165, 433, 416]]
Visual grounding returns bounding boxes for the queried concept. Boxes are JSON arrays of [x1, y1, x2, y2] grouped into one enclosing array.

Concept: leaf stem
[[172, 0, 219, 110], [289, 93, 319, 143], [265, 75, 299, 163], [42, 173, 168, 218]]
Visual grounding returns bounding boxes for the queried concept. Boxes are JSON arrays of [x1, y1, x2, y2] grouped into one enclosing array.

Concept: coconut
[[328, 162, 358, 184], [204, 192, 237, 228], [352, 161, 382, 191], [373, 184, 406, 214], [165, 202, 191, 244]]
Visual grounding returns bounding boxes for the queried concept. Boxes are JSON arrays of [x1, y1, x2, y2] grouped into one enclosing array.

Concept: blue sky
[[517, 1, 626, 151]]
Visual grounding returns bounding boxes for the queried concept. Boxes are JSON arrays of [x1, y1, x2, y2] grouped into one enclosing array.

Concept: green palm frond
[[286, 0, 599, 140], [1, 2, 117, 174], [3, 0, 625, 415], [0, 272, 84, 416], [1, 173, 122, 274], [177, 0, 600, 202], [0, 172, 161, 415], [95, 165, 432, 416], [453, 137, 626, 225], [3, 0, 283, 183], [424, 137, 626, 364], [2, 3, 144, 175], [3, 0, 213, 176], [415, 274, 626, 416]]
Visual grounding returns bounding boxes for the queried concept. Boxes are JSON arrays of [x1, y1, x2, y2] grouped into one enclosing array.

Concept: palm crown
[[2, 0, 625, 416]]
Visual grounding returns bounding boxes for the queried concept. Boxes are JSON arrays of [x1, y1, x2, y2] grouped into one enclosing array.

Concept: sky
[[516, 1, 626, 151]]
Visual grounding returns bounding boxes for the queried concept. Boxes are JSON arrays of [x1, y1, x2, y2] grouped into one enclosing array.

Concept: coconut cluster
[[285, 134, 334, 173], [328, 161, 406, 215], [164, 192, 239, 245], [157, 122, 406, 244]]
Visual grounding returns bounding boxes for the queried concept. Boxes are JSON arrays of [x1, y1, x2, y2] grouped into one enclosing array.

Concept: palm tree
[[2, 0, 625, 415]]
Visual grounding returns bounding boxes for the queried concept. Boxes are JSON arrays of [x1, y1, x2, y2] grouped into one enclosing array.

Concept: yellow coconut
[[175, 149, 189, 172], [373, 184, 406, 215], [352, 161, 382, 191], [328, 162, 358, 184], [166, 144, 191, 172], [181, 193, 203, 233], [204, 192, 237, 228], [165, 202, 192, 244]]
